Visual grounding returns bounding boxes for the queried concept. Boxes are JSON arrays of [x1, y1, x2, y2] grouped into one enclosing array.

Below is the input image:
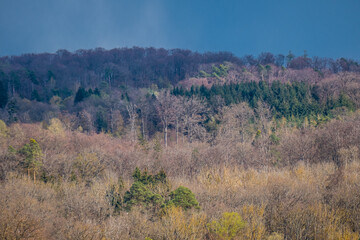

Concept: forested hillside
[[0, 47, 359, 136], [1, 48, 360, 239]]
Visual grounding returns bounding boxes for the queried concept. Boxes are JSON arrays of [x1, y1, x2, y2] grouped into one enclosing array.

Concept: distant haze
[[0, 0, 359, 59]]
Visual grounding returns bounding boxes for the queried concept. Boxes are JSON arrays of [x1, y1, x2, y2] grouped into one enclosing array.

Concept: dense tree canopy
[[172, 81, 355, 119], [0, 47, 358, 104]]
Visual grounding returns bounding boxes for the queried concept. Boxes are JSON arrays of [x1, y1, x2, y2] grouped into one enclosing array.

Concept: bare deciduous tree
[[155, 91, 177, 147], [181, 96, 207, 143], [219, 103, 254, 143], [126, 103, 137, 143]]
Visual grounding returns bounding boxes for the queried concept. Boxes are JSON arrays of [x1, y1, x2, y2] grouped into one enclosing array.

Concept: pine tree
[[74, 87, 87, 104], [0, 79, 8, 108]]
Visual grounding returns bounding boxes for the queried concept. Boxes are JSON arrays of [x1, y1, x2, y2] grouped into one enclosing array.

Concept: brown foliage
[[0, 112, 360, 239]]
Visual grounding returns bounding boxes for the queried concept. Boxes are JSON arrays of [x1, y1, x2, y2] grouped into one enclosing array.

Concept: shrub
[[159, 206, 207, 240], [0, 120, 8, 138], [208, 212, 246, 240]]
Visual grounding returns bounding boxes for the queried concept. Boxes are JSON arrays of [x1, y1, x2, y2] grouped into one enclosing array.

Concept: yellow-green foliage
[[310, 203, 359, 240], [241, 204, 266, 240], [159, 206, 207, 240], [267, 232, 284, 240], [197, 162, 360, 239], [48, 118, 65, 136], [49, 95, 62, 106], [208, 212, 246, 240], [0, 120, 8, 138], [19, 138, 43, 173]]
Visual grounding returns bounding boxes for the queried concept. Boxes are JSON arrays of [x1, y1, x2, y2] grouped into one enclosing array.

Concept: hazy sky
[[0, 0, 359, 59]]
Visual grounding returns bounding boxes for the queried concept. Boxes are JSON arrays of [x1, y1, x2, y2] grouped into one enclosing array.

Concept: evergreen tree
[[0, 79, 8, 108], [74, 87, 87, 104], [94, 88, 101, 96], [31, 90, 41, 101], [167, 186, 199, 209]]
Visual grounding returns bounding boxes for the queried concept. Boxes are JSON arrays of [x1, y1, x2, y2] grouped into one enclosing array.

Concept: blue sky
[[0, 0, 359, 59]]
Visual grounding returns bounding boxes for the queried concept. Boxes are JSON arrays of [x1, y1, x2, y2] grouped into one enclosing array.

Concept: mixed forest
[[1, 47, 360, 239]]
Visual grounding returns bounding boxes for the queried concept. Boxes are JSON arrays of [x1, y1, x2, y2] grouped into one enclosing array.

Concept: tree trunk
[[240, 123, 244, 143], [164, 126, 168, 148], [126, 104, 137, 143], [142, 116, 146, 140], [110, 107, 114, 132], [187, 123, 192, 143], [176, 119, 179, 145]]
